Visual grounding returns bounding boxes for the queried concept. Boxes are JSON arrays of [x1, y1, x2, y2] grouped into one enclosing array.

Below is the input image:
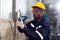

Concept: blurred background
[[0, 0, 60, 40]]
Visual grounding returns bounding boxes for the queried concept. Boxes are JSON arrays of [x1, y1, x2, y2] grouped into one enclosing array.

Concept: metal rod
[[12, 0, 16, 40], [0, 30, 1, 40]]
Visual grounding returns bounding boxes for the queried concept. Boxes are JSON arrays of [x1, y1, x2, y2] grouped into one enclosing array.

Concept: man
[[17, 2, 51, 40]]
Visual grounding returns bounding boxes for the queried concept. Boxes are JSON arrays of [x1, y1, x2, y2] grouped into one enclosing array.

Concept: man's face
[[32, 7, 44, 20]]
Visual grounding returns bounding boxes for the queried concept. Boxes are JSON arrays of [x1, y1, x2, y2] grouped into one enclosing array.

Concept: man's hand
[[16, 19, 24, 29]]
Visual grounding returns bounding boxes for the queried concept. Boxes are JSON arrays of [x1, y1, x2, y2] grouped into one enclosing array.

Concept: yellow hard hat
[[32, 2, 46, 10]]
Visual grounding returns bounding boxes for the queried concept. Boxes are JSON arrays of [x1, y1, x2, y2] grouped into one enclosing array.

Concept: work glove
[[16, 18, 25, 29]]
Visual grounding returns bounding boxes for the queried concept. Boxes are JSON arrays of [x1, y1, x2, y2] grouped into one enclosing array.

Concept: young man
[[17, 2, 51, 40]]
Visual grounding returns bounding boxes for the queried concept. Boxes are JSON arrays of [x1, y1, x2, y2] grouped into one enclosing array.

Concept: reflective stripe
[[39, 26, 42, 28], [35, 30, 44, 40], [31, 23, 35, 28], [36, 25, 42, 29], [31, 23, 43, 40]]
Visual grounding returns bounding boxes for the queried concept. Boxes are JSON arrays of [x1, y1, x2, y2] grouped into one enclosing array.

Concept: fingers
[[16, 22, 21, 27], [16, 21, 24, 29]]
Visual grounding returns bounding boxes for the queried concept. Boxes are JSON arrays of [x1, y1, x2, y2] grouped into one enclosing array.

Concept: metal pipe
[[37, 0, 41, 2], [12, 0, 17, 40], [0, 30, 1, 40]]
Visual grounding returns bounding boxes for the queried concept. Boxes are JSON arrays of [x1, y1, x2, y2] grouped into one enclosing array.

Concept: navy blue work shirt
[[18, 16, 51, 40]]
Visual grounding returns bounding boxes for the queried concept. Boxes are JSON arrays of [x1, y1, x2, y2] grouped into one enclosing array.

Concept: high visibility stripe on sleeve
[[31, 23, 35, 28], [35, 30, 44, 40]]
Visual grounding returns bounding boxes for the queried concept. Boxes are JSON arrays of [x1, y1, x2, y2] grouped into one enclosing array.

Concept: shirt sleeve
[[18, 22, 41, 39], [22, 27, 41, 39], [18, 26, 23, 33]]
